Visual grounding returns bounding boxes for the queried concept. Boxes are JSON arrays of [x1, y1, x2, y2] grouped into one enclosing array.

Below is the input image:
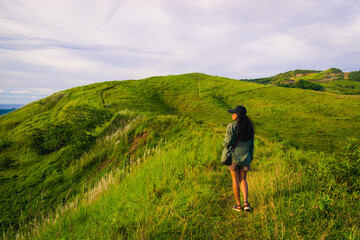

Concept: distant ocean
[[0, 104, 25, 116]]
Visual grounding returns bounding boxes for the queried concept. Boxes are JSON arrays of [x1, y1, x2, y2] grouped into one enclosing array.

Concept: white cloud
[[7, 88, 55, 95], [10, 90, 29, 94], [33, 88, 55, 95]]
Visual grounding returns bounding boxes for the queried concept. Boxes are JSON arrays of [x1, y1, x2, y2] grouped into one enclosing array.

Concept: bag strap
[[231, 135, 241, 151]]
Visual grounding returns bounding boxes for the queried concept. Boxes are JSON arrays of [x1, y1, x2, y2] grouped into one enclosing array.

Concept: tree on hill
[[278, 79, 324, 91], [348, 70, 360, 82], [293, 69, 322, 75], [295, 79, 324, 91], [322, 68, 343, 74], [31, 105, 113, 154]]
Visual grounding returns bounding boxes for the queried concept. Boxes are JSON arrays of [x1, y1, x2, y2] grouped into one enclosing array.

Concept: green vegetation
[[348, 70, 360, 82], [321, 68, 343, 74], [279, 79, 324, 91], [297, 73, 326, 81], [296, 79, 323, 90], [15, 120, 360, 239], [321, 80, 360, 95], [0, 155, 17, 170], [0, 137, 12, 151], [31, 105, 113, 154], [1, 73, 359, 239], [246, 69, 321, 85], [247, 68, 360, 95]]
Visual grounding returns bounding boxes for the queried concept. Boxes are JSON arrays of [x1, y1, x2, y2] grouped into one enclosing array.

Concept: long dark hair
[[236, 114, 254, 141]]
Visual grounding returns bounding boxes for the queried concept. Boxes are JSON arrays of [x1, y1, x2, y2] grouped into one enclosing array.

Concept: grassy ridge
[[1, 73, 360, 238], [100, 73, 360, 151], [2, 73, 360, 151]]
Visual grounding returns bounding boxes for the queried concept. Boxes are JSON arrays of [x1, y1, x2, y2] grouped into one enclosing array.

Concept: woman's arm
[[223, 124, 234, 148], [249, 135, 254, 159]]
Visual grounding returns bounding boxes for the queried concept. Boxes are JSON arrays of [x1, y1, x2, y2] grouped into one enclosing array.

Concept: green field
[[1, 73, 359, 239]]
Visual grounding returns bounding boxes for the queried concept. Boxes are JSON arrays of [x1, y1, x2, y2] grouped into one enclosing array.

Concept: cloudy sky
[[1, 0, 359, 104]]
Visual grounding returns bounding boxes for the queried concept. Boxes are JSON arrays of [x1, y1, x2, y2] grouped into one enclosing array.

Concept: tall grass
[[13, 117, 359, 239]]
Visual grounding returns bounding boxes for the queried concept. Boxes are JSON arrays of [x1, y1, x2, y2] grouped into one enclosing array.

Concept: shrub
[[348, 71, 360, 82], [295, 79, 324, 91], [293, 69, 321, 75], [32, 123, 73, 154], [0, 156, 16, 170], [277, 83, 292, 88], [0, 137, 12, 151], [31, 105, 113, 154], [340, 137, 360, 191], [310, 137, 360, 193], [64, 105, 113, 134], [278, 80, 324, 91], [322, 68, 343, 74]]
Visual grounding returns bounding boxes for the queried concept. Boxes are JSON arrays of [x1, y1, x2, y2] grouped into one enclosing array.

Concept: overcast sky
[[1, 0, 360, 104]]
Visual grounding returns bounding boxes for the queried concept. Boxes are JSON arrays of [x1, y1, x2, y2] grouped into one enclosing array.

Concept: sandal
[[244, 201, 252, 212], [232, 204, 242, 212]]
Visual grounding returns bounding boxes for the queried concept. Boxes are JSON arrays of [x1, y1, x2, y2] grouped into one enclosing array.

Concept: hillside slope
[[15, 117, 360, 239], [1, 73, 360, 238], [246, 68, 360, 95]]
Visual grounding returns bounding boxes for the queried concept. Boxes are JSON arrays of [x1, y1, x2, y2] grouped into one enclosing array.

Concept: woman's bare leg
[[239, 168, 248, 203], [230, 170, 241, 206]]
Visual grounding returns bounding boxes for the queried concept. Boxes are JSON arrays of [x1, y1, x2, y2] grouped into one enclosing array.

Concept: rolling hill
[[245, 68, 360, 95], [1, 73, 359, 239]]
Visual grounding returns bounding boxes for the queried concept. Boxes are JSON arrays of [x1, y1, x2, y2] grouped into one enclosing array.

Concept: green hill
[[246, 68, 360, 95], [1, 73, 359, 239]]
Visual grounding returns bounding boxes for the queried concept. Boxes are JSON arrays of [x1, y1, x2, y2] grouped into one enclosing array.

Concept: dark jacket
[[222, 122, 254, 166]]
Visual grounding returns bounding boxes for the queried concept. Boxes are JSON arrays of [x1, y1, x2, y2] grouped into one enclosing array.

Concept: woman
[[223, 106, 254, 212]]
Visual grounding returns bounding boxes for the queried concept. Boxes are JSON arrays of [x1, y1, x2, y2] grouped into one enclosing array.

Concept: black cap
[[228, 106, 247, 115]]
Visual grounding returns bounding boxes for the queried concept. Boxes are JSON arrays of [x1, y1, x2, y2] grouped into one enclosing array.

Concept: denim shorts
[[228, 158, 251, 171]]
